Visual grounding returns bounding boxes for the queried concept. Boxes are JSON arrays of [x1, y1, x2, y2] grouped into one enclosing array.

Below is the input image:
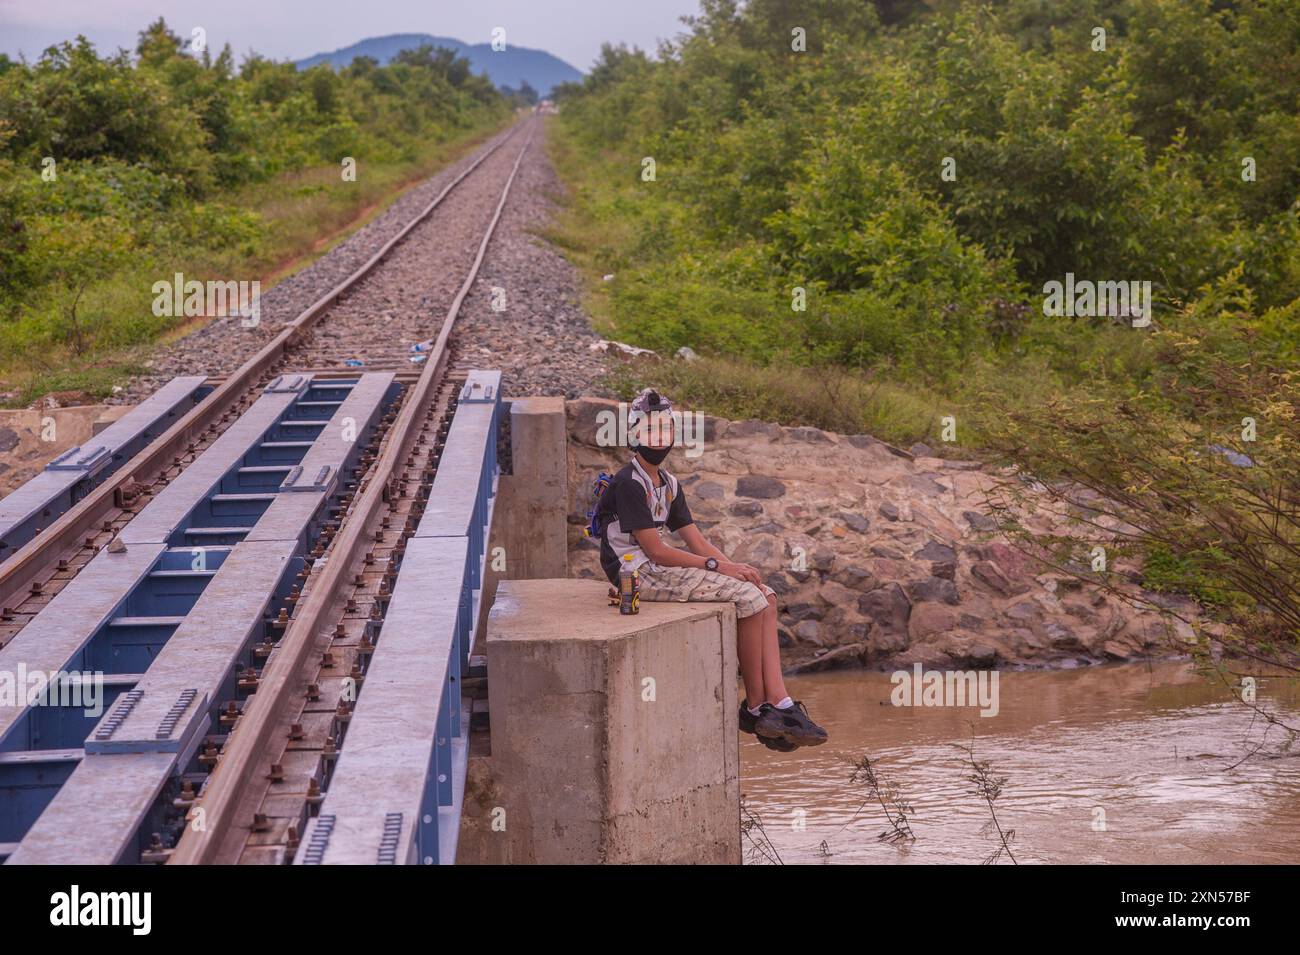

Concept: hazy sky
[[0, 0, 703, 71]]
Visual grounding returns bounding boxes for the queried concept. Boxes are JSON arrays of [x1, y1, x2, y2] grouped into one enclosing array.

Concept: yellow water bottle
[[619, 554, 640, 615]]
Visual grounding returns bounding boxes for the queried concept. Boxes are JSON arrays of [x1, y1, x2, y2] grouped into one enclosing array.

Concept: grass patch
[[2, 356, 151, 407], [232, 124, 507, 284], [0, 117, 510, 408], [546, 120, 1143, 454], [603, 354, 943, 446]]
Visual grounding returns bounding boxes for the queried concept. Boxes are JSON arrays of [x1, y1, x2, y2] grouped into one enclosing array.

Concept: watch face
[[706, 558, 718, 571]]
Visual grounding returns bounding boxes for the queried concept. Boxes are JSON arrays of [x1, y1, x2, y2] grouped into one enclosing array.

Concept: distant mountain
[[295, 33, 583, 95]]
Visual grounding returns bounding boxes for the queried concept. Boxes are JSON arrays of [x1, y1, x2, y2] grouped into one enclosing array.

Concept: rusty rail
[[167, 117, 536, 864]]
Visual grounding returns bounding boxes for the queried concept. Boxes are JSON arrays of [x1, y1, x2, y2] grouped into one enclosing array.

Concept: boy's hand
[[718, 561, 763, 586]]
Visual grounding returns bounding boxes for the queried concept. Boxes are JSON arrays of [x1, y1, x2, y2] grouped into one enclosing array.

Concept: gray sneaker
[[740, 700, 799, 752], [755, 700, 828, 747]]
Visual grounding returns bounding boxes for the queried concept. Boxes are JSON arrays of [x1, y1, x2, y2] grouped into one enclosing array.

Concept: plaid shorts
[[636, 563, 775, 619]]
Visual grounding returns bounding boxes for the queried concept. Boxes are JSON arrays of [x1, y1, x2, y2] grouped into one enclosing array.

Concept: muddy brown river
[[740, 661, 1300, 864]]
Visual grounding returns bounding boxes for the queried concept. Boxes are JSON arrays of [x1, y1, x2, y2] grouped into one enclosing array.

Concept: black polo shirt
[[597, 459, 694, 585]]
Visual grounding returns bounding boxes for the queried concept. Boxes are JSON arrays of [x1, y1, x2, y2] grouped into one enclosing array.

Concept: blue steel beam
[[414, 370, 501, 669], [1, 374, 396, 863], [0, 377, 209, 561], [297, 369, 502, 865], [295, 536, 471, 865]]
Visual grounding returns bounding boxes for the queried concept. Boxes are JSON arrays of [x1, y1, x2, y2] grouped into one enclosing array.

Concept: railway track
[[0, 114, 535, 864]]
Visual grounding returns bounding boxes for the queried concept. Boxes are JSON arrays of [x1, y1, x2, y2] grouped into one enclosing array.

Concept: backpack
[[583, 466, 679, 539], [583, 472, 614, 539]]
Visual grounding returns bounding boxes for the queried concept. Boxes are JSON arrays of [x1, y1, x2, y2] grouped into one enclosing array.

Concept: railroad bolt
[[336, 700, 352, 723], [306, 683, 321, 702], [321, 651, 336, 667], [30, 581, 42, 595], [323, 737, 338, 760], [57, 559, 68, 571], [141, 833, 171, 865], [289, 722, 305, 741], [254, 639, 275, 659], [306, 778, 323, 806], [251, 813, 271, 833], [345, 597, 357, 612], [0, 608, 12, 621], [349, 663, 364, 685], [268, 763, 285, 784], [173, 781, 197, 809], [238, 669, 260, 692], [357, 634, 374, 656], [286, 824, 300, 850], [364, 551, 375, 565], [220, 701, 241, 727]]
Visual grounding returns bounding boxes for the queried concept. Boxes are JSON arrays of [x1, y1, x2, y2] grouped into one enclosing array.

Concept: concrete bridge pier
[[459, 395, 740, 864], [468, 579, 741, 864]]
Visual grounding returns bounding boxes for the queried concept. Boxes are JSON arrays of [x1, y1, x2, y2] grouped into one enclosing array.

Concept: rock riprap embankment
[[564, 397, 1196, 671]]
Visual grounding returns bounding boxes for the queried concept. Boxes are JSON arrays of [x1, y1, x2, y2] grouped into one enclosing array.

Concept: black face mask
[[637, 441, 673, 466]]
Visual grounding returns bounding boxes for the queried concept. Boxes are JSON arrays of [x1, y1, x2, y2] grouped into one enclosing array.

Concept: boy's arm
[[676, 523, 729, 563], [633, 525, 763, 585], [678, 524, 763, 585]]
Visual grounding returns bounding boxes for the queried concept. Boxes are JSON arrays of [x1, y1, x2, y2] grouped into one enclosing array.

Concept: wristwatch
[[704, 557, 719, 572]]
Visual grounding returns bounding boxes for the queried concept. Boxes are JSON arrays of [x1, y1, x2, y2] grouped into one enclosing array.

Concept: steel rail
[[0, 119, 527, 615], [169, 117, 537, 864]]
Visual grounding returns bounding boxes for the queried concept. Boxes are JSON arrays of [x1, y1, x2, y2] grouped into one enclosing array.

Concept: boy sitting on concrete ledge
[[596, 388, 829, 751]]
